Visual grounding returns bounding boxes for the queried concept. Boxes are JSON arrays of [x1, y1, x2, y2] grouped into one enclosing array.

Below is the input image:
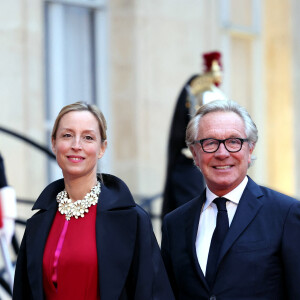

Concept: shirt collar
[[204, 176, 248, 211]]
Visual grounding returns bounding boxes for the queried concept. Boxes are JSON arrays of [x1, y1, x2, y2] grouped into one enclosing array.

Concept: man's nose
[[214, 142, 230, 157]]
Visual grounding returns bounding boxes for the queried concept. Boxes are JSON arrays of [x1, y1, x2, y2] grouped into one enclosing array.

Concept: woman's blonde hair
[[52, 101, 107, 142]]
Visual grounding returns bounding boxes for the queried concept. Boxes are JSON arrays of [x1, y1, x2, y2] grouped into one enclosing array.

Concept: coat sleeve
[[127, 206, 175, 300], [12, 228, 32, 299], [161, 217, 179, 298], [281, 200, 300, 299]]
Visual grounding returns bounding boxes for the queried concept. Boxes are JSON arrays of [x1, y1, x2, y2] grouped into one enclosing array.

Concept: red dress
[[43, 204, 100, 299]]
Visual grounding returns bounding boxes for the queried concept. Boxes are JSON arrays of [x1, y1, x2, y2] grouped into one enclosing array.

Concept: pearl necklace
[[56, 181, 101, 221]]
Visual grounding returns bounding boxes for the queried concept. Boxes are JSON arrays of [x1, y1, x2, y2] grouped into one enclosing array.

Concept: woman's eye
[[63, 133, 72, 138], [85, 136, 94, 141]]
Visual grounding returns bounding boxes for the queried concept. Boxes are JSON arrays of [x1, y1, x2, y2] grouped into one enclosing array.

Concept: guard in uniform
[[162, 51, 227, 218]]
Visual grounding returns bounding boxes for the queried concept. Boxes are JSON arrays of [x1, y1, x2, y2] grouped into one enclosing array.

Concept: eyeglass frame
[[191, 138, 249, 153]]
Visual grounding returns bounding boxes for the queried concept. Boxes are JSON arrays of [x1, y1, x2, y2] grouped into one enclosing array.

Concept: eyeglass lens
[[202, 138, 242, 153]]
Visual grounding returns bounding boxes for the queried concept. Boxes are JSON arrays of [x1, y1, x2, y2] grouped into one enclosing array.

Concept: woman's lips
[[67, 156, 84, 162]]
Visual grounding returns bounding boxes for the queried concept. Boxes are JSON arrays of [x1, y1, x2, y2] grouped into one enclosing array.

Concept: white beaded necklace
[[56, 181, 101, 221]]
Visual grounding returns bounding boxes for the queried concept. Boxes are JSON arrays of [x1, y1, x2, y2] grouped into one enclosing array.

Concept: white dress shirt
[[195, 177, 248, 275]]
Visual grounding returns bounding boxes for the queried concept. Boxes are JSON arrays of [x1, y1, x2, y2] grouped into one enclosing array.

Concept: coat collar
[[25, 173, 138, 299], [32, 173, 136, 212]]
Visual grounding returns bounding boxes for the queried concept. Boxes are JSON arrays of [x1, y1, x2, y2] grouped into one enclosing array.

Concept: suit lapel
[[185, 191, 210, 290], [217, 177, 263, 266]]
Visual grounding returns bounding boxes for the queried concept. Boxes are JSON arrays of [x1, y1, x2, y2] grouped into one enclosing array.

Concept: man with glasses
[[161, 99, 300, 299]]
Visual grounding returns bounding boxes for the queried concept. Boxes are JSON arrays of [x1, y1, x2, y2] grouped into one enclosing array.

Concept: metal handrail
[[0, 126, 55, 160]]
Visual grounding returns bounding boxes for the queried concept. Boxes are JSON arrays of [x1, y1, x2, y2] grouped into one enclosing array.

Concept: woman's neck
[[63, 174, 98, 202]]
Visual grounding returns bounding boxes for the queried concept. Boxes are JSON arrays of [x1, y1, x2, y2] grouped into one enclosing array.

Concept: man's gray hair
[[186, 100, 258, 166]]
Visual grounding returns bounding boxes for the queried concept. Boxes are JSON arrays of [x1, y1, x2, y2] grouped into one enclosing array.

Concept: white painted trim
[[45, 0, 107, 9], [47, 3, 66, 123], [94, 7, 112, 174], [220, 0, 261, 35], [45, 0, 111, 180]]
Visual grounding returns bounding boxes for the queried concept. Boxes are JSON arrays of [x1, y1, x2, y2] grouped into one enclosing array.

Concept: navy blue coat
[[13, 174, 174, 300], [161, 177, 300, 299]]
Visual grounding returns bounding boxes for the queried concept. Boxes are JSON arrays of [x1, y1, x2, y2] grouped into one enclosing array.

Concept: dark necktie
[[205, 197, 229, 288]]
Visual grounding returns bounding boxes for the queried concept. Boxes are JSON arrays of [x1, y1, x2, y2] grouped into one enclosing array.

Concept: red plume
[[203, 51, 222, 72]]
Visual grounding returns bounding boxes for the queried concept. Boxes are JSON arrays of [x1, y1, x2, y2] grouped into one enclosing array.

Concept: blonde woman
[[13, 102, 174, 300]]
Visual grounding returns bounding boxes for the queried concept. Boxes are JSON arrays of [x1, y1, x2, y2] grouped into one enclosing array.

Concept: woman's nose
[[72, 137, 82, 149]]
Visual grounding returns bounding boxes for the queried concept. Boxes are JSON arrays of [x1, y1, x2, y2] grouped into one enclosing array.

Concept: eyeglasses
[[192, 138, 249, 153]]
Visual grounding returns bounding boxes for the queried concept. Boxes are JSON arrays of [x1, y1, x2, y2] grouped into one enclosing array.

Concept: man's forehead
[[198, 111, 245, 137], [201, 111, 243, 125]]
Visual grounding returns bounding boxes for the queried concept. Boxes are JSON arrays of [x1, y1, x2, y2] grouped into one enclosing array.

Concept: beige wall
[[110, 0, 224, 196], [291, 0, 300, 198], [0, 0, 46, 204], [0, 1, 46, 285], [0, 0, 298, 218], [264, 0, 295, 196], [0, 2, 299, 295], [0, 2, 299, 291], [110, 0, 299, 200]]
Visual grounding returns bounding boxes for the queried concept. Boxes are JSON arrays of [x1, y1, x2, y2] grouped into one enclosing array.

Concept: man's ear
[[248, 143, 255, 165], [190, 146, 196, 159], [189, 146, 199, 167]]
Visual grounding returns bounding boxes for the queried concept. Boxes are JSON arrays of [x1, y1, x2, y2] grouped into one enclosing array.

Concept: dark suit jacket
[[13, 174, 174, 300], [161, 176, 300, 299]]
